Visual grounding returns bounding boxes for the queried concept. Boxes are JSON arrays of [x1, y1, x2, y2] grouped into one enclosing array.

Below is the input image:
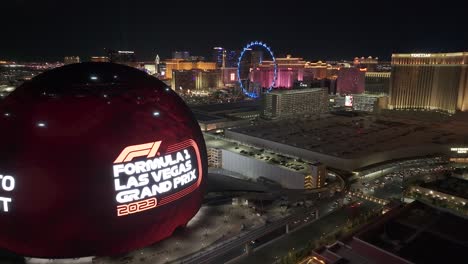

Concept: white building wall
[[221, 149, 305, 189]]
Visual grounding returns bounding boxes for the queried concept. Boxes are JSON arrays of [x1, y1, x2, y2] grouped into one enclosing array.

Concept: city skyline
[[2, 1, 468, 263], [2, 0, 467, 62]]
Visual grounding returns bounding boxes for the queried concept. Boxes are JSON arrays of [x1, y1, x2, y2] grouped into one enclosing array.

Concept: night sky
[[2, 0, 466, 62]]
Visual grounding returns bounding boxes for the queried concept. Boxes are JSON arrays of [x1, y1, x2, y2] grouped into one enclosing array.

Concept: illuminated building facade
[[365, 72, 390, 94], [225, 50, 240, 68], [155, 54, 160, 74], [171, 69, 222, 90], [336, 67, 365, 95], [251, 56, 306, 89], [64, 56, 80, 65], [159, 62, 167, 78], [164, 59, 217, 79], [90, 56, 110, 62], [251, 56, 331, 89], [333, 93, 388, 112], [308, 162, 327, 188], [304, 61, 329, 81], [267, 56, 304, 88], [0, 64, 45, 87], [327, 66, 340, 78], [106, 50, 137, 66], [187, 56, 205, 61], [205, 135, 317, 189], [449, 147, 468, 164], [207, 148, 222, 168], [171, 70, 196, 91], [352, 94, 388, 112], [356, 56, 379, 71], [389, 52, 468, 114], [221, 67, 238, 86], [212, 47, 224, 68], [143, 64, 156, 75], [328, 77, 338, 94], [199, 70, 222, 90], [294, 77, 337, 95], [262, 88, 328, 119], [172, 51, 190, 60]]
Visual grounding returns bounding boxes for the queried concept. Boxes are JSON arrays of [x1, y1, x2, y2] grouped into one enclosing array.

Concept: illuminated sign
[[0, 174, 15, 212], [345, 95, 353, 107], [451, 147, 468, 154], [113, 139, 202, 216], [410, 53, 431, 58]]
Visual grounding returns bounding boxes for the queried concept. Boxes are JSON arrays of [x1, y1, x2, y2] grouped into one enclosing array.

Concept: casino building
[[250, 56, 331, 89], [389, 52, 468, 114]]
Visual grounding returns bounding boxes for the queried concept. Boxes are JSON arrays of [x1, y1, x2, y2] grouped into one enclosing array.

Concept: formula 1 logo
[[114, 141, 162, 164], [112, 139, 202, 217]]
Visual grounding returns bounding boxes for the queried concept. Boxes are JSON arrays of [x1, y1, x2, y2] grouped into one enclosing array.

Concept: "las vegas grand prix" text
[[113, 148, 197, 205]]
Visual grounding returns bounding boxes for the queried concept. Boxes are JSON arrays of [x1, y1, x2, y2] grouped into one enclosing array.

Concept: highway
[[233, 200, 380, 264], [176, 201, 330, 264], [174, 156, 449, 264], [230, 157, 449, 264]]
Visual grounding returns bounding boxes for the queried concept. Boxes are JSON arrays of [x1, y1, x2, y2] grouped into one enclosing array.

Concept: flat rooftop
[[191, 101, 261, 127], [205, 134, 312, 175], [228, 111, 468, 159], [354, 201, 468, 264], [269, 88, 325, 95], [191, 100, 260, 115], [193, 112, 226, 122]]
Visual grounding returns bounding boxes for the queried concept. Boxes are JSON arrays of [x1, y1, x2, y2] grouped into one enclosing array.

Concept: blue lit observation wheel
[[237, 41, 277, 98]]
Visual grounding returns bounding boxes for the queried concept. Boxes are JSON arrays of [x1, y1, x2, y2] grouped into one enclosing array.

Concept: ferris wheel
[[237, 41, 277, 98]]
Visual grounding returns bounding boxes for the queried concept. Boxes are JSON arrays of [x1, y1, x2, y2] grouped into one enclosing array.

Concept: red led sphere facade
[[0, 63, 207, 258]]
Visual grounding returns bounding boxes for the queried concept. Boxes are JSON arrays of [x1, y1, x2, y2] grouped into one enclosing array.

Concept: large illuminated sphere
[[0, 63, 207, 258]]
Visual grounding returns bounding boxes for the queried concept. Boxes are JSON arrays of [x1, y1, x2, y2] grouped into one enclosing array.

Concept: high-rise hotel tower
[[389, 52, 468, 114]]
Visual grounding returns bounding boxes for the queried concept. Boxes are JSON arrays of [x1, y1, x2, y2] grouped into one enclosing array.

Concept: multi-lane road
[[173, 156, 449, 264], [230, 157, 449, 264], [233, 201, 380, 264], [176, 199, 336, 264]]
